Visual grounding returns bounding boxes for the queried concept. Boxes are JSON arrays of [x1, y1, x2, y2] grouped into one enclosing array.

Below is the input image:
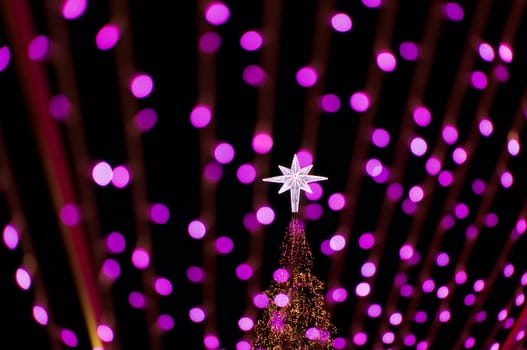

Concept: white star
[[263, 154, 328, 213]]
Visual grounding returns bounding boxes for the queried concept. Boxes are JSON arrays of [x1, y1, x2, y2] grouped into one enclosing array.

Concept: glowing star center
[[263, 154, 328, 213]]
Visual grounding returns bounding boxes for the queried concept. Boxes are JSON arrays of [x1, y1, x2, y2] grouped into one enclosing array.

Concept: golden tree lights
[[252, 218, 337, 349]]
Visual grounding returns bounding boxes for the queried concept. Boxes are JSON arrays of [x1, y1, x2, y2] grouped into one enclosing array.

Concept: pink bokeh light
[[60, 203, 80, 226], [16, 267, 31, 290], [190, 105, 212, 128], [387, 182, 403, 200], [49, 94, 71, 121], [188, 219, 207, 239], [216, 236, 234, 254], [452, 147, 467, 164], [442, 125, 458, 144], [365, 158, 383, 177], [32, 305, 48, 325], [350, 91, 370, 112], [331, 13, 352, 32], [102, 259, 121, 280], [404, 334, 416, 346], [252, 133, 273, 154], [236, 263, 254, 280], [382, 331, 395, 345], [128, 291, 146, 309], [28, 35, 49, 61], [320, 94, 341, 113], [472, 179, 486, 194], [205, 2, 230, 25], [130, 73, 154, 98], [455, 270, 467, 284], [455, 203, 469, 219], [399, 42, 419, 60], [106, 231, 126, 254], [199, 32, 221, 53], [187, 266, 205, 283], [274, 293, 290, 307], [296, 66, 318, 87], [508, 139, 520, 156], [253, 293, 269, 309], [376, 50, 397, 72], [112, 165, 130, 188], [328, 193, 346, 211], [203, 161, 223, 183], [131, 248, 150, 269], [422, 279, 435, 293], [355, 282, 371, 297], [158, 314, 174, 331], [501, 171, 513, 188], [409, 185, 424, 203], [154, 277, 173, 296], [243, 65, 266, 86], [236, 341, 251, 350], [62, 0, 87, 20], [353, 332, 367, 346], [3, 224, 19, 250], [415, 311, 427, 323], [439, 171, 453, 186], [240, 31, 263, 51], [443, 2, 464, 21], [367, 304, 382, 318], [304, 203, 323, 220], [478, 118, 493, 136], [328, 287, 348, 303], [399, 244, 414, 260], [135, 108, 158, 132], [273, 268, 290, 283], [478, 42, 495, 62], [92, 161, 113, 186], [238, 316, 254, 331], [410, 137, 427, 156], [149, 203, 170, 224], [97, 325, 114, 343], [499, 43, 513, 63], [96, 24, 120, 50], [361, 262, 376, 277], [425, 157, 441, 175], [0, 46, 11, 72], [189, 307, 206, 323], [473, 279, 485, 292], [214, 142, 235, 164], [485, 213, 498, 227], [413, 106, 431, 127], [362, 0, 382, 8], [61, 329, 78, 347], [329, 234, 346, 251], [471, 71, 487, 89], [256, 206, 275, 225], [389, 312, 402, 325], [437, 286, 449, 298], [358, 232, 375, 250], [296, 149, 313, 167], [495, 64, 510, 82], [438, 310, 451, 322], [371, 128, 390, 147]]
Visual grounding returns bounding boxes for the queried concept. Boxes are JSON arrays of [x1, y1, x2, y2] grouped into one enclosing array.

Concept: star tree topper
[[263, 154, 328, 213]]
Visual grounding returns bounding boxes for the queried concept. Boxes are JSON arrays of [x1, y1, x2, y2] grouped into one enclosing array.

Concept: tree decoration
[[253, 155, 336, 349]]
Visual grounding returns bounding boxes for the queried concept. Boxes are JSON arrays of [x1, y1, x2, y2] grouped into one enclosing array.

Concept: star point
[[263, 154, 328, 213]]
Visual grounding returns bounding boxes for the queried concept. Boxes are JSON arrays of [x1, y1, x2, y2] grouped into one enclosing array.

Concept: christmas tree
[[253, 155, 337, 349]]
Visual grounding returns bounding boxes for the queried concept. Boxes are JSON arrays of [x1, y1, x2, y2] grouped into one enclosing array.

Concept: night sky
[[2, 0, 527, 349]]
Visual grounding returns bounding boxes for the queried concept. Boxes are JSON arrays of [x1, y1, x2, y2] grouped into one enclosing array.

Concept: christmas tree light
[[254, 155, 336, 349]]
